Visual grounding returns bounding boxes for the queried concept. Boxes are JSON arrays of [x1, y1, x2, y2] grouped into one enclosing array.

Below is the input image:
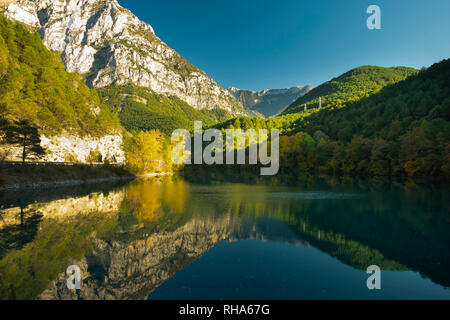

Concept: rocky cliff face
[[3, 133, 126, 163], [40, 134, 126, 163], [229, 85, 314, 117], [3, 0, 246, 115]]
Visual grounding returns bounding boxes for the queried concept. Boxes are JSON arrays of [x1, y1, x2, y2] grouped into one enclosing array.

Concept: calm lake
[[0, 172, 449, 300]]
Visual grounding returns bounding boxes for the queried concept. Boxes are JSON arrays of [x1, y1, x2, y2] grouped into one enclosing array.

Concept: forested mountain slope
[[2, 0, 247, 117], [281, 59, 450, 179], [0, 13, 120, 136], [212, 66, 420, 135], [281, 66, 418, 115], [98, 86, 223, 135], [209, 60, 449, 180]]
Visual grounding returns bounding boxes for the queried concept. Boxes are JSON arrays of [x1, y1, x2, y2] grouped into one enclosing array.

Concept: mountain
[[97, 86, 220, 135], [281, 66, 418, 115], [228, 85, 313, 118], [2, 0, 247, 118], [282, 59, 450, 179], [211, 60, 449, 179], [0, 13, 125, 162]]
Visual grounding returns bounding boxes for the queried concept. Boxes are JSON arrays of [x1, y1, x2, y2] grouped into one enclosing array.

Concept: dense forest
[[210, 60, 449, 180], [0, 12, 448, 180], [0, 14, 120, 136], [98, 85, 231, 135], [281, 65, 418, 115], [276, 59, 450, 179], [210, 67, 419, 135]]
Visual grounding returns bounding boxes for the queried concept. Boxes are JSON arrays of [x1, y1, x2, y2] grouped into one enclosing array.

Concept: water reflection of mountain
[[0, 175, 448, 299], [186, 171, 450, 285]]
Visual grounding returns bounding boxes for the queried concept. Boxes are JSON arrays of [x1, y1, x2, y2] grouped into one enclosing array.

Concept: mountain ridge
[[228, 85, 314, 118], [2, 0, 247, 117], [281, 59, 450, 179], [281, 65, 418, 115], [0, 13, 126, 162]]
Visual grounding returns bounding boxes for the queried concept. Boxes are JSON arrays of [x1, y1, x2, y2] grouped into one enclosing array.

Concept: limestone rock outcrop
[[3, 0, 246, 115]]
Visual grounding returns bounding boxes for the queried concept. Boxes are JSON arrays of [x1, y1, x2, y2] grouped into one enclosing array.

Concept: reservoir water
[[0, 173, 449, 300]]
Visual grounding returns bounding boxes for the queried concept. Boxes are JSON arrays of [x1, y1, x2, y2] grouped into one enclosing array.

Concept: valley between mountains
[[0, 0, 449, 302], [0, 0, 449, 184]]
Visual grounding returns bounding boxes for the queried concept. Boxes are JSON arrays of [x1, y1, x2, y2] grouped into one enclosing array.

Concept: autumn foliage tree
[[126, 130, 166, 174]]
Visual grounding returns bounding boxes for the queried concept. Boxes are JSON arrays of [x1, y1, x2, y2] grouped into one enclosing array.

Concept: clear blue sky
[[119, 0, 450, 91]]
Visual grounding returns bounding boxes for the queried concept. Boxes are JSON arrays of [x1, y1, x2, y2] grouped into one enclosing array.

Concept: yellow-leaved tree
[[127, 130, 165, 174]]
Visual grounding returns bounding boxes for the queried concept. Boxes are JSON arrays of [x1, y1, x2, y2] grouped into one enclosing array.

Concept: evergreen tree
[[4, 120, 45, 163]]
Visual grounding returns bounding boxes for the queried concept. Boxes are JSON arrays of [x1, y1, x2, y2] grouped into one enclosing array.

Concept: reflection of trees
[[0, 210, 117, 299], [124, 177, 188, 223], [0, 179, 192, 299], [163, 179, 188, 214], [0, 174, 448, 299], [0, 207, 43, 258], [126, 179, 163, 222], [183, 171, 450, 287], [0, 181, 128, 211], [111, 177, 190, 242], [190, 185, 406, 271]]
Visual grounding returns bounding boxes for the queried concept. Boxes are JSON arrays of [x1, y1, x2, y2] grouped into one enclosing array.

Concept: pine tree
[[3, 120, 46, 163]]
